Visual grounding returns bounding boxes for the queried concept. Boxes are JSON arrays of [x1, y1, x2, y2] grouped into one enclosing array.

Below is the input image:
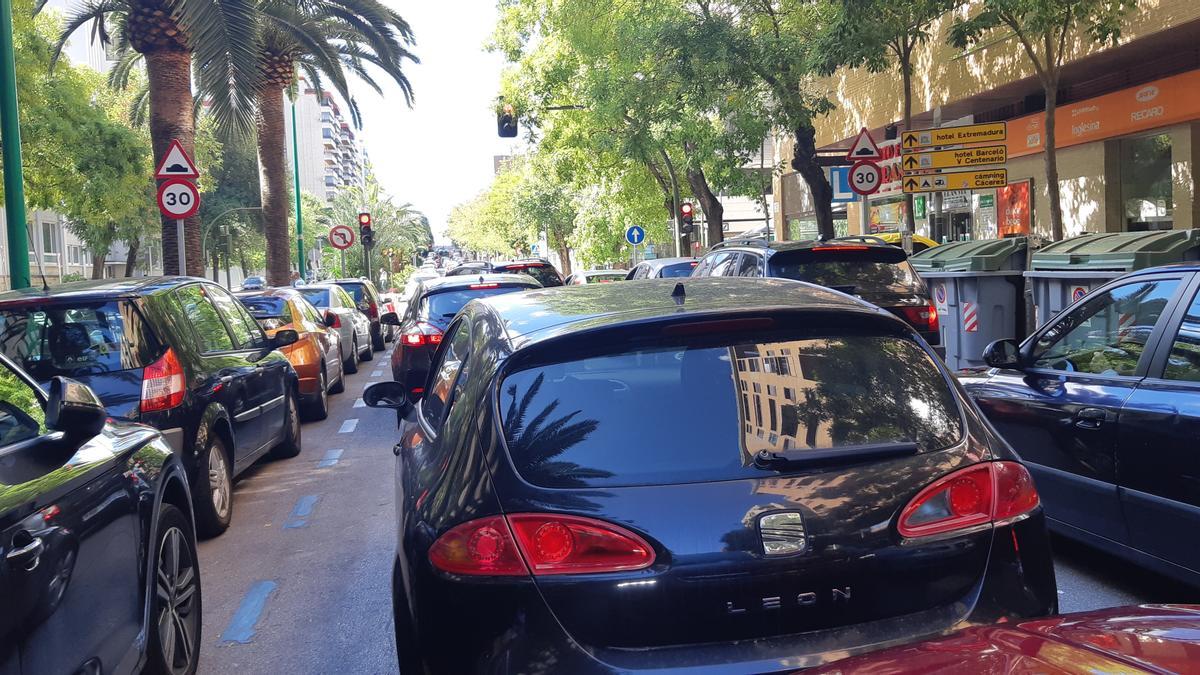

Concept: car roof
[[579, 269, 627, 276], [419, 273, 539, 293], [0, 276, 203, 303], [493, 258, 555, 267], [234, 287, 305, 300], [707, 237, 901, 257], [641, 257, 696, 269], [1123, 262, 1200, 276], [475, 277, 891, 348]]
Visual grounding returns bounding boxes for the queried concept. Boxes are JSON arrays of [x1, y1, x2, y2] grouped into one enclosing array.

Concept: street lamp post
[[0, 0, 30, 290], [290, 99, 305, 279]]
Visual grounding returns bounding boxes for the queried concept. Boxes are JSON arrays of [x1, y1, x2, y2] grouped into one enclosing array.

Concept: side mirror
[[983, 338, 1022, 369], [272, 329, 300, 348], [324, 311, 337, 328], [380, 311, 401, 326], [364, 381, 413, 415], [46, 377, 106, 439]]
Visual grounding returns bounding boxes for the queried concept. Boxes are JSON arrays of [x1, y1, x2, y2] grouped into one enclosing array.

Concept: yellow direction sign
[[901, 122, 1007, 151], [903, 169, 1008, 194], [902, 145, 1007, 171]]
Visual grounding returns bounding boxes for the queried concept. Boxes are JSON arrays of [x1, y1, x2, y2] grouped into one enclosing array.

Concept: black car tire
[[303, 367, 329, 421], [145, 503, 202, 675], [393, 558, 425, 674], [193, 434, 232, 538], [345, 337, 360, 374], [330, 347, 346, 394], [270, 388, 302, 460], [372, 325, 386, 352], [361, 335, 374, 361]]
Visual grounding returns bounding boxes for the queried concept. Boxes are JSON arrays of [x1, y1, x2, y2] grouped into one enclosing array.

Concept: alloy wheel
[[209, 445, 230, 521], [155, 526, 199, 675]]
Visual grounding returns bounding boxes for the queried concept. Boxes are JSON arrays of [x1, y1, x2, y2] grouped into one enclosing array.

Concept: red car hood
[[811, 605, 1200, 674]]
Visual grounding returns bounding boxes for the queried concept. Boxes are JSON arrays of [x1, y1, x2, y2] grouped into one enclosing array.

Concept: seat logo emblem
[[759, 511, 807, 556]]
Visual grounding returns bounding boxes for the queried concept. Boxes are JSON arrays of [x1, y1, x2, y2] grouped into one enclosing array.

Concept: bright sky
[[353, 0, 522, 243]]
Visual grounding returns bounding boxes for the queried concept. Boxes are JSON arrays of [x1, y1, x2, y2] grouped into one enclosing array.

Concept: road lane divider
[[220, 580, 277, 644], [318, 448, 344, 467], [339, 418, 358, 433], [284, 495, 320, 529]]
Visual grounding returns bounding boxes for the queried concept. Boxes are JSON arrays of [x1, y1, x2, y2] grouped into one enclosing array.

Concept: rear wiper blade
[[752, 442, 919, 469]]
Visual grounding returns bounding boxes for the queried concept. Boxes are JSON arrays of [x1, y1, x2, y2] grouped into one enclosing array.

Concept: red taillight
[[401, 322, 443, 347], [429, 513, 656, 577], [368, 301, 379, 319], [325, 311, 341, 328], [141, 348, 185, 413], [897, 304, 939, 333], [897, 461, 1040, 539]]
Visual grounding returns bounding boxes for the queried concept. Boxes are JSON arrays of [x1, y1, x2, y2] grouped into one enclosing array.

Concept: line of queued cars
[[369, 239, 1200, 673], [0, 273, 391, 675]]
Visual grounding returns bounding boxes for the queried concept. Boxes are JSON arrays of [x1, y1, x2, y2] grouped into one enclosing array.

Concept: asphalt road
[[192, 342, 1200, 674]]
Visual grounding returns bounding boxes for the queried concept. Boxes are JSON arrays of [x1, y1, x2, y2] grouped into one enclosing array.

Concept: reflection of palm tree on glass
[[504, 373, 609, 488]]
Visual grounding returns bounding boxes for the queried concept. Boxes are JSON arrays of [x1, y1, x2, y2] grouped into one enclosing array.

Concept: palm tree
[[243, 0, 416, 286], [47, 0, 260, 276]]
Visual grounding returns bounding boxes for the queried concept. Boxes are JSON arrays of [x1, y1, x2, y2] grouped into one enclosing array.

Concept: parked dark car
[[491, 257, 565, 287], [809, 604, 1200, 674], [960, 264, 1200, 586], [385, 273, 540, 397], [0, 355, 202, 675], [564, 269, 628, 285], [445, 261, 493, 276], [367, 277, 1056, 674], [691, 237, 941, 346], [330, 277, 389, 351], [0, 278, 303, 539], [626, 256, 698, 280]]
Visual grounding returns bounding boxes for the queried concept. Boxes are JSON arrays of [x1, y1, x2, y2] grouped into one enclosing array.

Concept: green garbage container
[[911, 237, 1028, 371], [1026, 230, 1200, 325]]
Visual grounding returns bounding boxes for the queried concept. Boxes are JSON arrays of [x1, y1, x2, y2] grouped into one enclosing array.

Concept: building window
[[41, 222, 58, 255], [1121, 133, 1173, 231], [783, 387, 795, 402]]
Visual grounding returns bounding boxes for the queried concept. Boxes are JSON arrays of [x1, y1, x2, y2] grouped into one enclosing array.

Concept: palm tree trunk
[[256, 84, 292, 286], [145, 49, 202, 276]]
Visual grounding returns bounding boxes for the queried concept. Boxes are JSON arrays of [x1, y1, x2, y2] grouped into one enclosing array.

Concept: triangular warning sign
[[155, 139, 200, 179], [844, 127, 881, 161]]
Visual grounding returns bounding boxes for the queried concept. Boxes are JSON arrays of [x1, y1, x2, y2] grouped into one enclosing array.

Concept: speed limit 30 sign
[[157, 179, 201, 219], [849, 160, 882, 196]]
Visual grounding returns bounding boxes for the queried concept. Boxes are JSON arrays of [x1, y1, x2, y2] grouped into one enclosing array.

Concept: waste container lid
[[910, 237, 1028, 272], [1031, 230, 1200, 271]]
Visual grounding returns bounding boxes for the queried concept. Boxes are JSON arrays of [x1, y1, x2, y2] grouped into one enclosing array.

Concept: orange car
[[236, 287, 345, 420]]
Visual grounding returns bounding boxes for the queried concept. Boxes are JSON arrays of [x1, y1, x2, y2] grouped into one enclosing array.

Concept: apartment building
[[775, 0, 1200, 244], [285, 77, 368, 203]]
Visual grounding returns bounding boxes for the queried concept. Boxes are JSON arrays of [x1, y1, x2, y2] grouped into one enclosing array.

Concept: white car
[[296, 284, 373, 373]]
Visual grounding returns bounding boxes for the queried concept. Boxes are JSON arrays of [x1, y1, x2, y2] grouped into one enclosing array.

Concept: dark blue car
[[367, 277, 1057, 673], [962, 263, 1200, 586]]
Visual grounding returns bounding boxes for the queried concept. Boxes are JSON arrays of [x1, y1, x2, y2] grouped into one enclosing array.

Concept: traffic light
[[680, 202, 695, 235], [497, 103, 518, 138], [358, 212, 374, 247]]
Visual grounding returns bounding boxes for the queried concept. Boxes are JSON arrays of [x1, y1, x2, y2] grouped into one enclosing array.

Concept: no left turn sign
[[849, 161, 882, 196], [329, 224, 355, 250], [156, 179, 200, 219]]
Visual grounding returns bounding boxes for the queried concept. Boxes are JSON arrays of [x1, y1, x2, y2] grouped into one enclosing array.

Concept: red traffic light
[[358, 212, 372, 227], [680, 203, 693, 216]]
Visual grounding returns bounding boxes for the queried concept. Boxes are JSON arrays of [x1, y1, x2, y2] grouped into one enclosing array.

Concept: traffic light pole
[[0, 0, 31, 290]]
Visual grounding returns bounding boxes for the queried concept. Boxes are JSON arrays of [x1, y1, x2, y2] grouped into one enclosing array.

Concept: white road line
[[338, 419, 358, 434], [353, 398, 365, 408]]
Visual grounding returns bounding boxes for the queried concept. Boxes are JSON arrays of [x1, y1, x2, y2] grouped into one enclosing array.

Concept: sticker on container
[[934, 283, 947, 306], [963, 302, 979, 333], [1072, 286, 1088, 302]]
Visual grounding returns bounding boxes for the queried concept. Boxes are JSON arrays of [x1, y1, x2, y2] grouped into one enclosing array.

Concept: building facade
[[775, 0, 1200, 245], [284, 78, 368, 203]]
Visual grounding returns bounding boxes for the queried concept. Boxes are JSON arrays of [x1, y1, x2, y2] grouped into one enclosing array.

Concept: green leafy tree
[[318, 174, 429, 280], [949, 0, 1139, 241]]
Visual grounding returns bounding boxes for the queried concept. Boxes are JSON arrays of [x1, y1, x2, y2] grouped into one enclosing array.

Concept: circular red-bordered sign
[[849, 160, 882, 196], [328, 224, 356, 250], [156, 178, 201, 219]]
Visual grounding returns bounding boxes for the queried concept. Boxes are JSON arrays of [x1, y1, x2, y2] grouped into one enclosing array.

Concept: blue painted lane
[[283, 495, 320, 529], [220, 580, 277, 644], [317, 448, 344, 468]]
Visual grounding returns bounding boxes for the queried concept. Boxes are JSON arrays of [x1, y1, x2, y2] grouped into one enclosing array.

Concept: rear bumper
[[408, 514, 1056, 674]]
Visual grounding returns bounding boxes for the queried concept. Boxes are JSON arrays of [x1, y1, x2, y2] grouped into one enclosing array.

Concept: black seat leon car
[[0, 277, 303, 539], [366, 277, 1057, 674]]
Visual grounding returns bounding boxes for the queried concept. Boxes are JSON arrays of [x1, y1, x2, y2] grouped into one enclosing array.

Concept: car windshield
[[421, 286, 532, 320], [0, 301, 160, 379], [298, 288, 331, 308], [660, 262, 697, 278], [500, 334, 961, 488], [771, 250, 922, 295], [338, 283, 366, 303], [499, 264, 560, 287]]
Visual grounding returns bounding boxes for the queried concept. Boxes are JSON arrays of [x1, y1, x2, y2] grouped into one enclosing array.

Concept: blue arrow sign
[[625, 225, 646, 246]]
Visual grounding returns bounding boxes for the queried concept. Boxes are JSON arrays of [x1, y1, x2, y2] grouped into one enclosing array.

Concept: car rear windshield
[[660, 262, 697, 278], [586, 273, 626, 283], [0, 300, 160, 379], [498, 264, 561, 287], [770, 248, 922, 295], [500, 334, 961, 488], [240, 296, 286, 318], [337, 283, 368, 303], [298, 288, 330, 308], [421, 286, 533, 321]]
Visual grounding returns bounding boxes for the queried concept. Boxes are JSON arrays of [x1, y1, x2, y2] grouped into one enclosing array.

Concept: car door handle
[[1075, 407, 1108, 429], [7, 535, 44, 571]]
